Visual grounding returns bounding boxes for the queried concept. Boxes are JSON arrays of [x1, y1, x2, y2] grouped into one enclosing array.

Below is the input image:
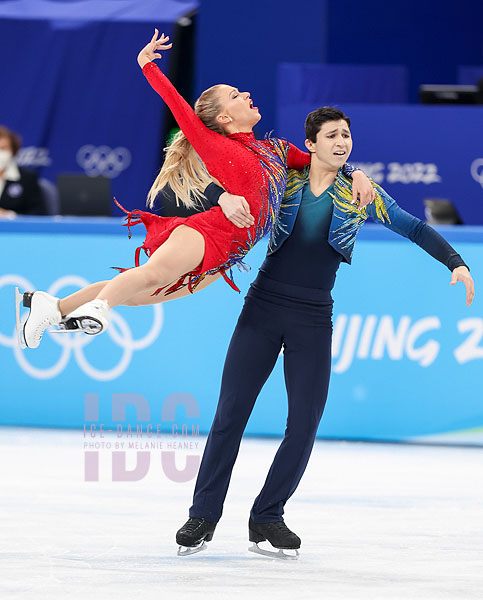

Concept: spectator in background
[[0, 125, 46, 218]]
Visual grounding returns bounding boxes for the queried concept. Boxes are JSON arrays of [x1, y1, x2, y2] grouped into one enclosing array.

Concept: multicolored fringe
[[149, 192, 264, 297], [329, 172, 390, 259], [254, 137, 290, 240], [165, 136, 291, 296], [111, 135, 290, 296], [112, 198, 258, 296]]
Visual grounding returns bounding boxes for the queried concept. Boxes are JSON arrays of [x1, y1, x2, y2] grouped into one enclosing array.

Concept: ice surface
[[1, 427, 482, 600]]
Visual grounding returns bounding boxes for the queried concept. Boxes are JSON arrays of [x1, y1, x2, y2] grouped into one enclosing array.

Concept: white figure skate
[[60, 299, 110, 336], [16, 288, 62, 349], [16, 289, 110, 348]]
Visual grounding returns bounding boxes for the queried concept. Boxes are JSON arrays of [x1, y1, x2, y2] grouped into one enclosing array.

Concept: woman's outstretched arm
[[138, 30, 233, 170]]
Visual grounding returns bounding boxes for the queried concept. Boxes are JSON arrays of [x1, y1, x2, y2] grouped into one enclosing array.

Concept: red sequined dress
[[119, 62, 310, 293]]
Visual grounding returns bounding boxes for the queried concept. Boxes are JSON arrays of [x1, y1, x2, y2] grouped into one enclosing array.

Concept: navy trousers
[[189, 273, 333, 523]]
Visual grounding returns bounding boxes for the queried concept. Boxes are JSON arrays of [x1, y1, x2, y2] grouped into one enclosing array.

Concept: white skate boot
[[60, 299, 110, 336], [19, 290, 62, 349]]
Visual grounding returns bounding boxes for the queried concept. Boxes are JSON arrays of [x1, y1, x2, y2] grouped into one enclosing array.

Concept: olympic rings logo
[[470, 158, 483, 189], [76, 145, 132, 178], [0, 274, 163, 381]]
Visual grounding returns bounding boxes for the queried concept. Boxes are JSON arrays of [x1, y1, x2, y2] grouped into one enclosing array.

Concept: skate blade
[[14, 287, 27, 349], [50, 322, 83, 334], [62, 317, 103, 335], [177, 541, 207, 557], [248, 542, 299, 560]]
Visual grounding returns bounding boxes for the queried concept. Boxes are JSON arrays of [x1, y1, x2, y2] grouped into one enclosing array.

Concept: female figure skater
[[20, 30, 373, 348]]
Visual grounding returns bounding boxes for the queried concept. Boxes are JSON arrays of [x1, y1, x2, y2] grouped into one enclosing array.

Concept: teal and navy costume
[[189, 169, 467, 524], [265, 167, 466, 287]]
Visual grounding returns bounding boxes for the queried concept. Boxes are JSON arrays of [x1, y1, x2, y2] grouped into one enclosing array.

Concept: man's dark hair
[[0, 125, 22, 156], [305, 107, 351, 143]]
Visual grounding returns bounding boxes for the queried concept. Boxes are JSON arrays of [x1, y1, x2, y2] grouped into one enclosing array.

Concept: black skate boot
[[176, 517, 217, 556], [248, 518, 300, 560]]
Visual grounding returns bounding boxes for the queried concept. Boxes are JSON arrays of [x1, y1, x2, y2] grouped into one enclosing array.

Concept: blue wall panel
[[195, 0, 328, 135], [195, 0, 483, 136], [0, 1, 198, 216], [276, 96, 483, 225], [326, 0, 483, 102], [1, 219, 482, 445]]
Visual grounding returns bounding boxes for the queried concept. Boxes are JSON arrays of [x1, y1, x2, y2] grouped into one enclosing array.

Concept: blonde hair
[[147, 84, 226, 210]]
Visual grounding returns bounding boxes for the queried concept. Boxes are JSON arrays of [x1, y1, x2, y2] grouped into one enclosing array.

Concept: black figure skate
[[176, 517, 217, 556], [248, 518, 301, 560]]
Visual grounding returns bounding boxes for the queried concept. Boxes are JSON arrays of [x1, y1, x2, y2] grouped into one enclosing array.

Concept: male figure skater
[[175, 107, 474, 558]]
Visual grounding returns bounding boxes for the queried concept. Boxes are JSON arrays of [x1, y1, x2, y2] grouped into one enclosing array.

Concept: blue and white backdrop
[[1, 218, 482, 446]]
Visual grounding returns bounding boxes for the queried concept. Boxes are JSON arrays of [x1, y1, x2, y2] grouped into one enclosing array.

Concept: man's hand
[[137, 29, 172, 69], [450, 266, 475, 306], [352, 170, 375, 208], [218, 192, 254, 228]]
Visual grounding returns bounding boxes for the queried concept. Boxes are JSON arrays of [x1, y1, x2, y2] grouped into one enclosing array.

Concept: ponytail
[[147, 84, 226, 210]]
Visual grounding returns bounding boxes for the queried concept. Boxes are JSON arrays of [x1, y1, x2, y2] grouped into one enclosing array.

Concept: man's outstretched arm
[[367, 192, 475, 306]]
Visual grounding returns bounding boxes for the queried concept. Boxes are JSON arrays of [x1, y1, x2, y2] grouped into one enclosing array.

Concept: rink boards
[[0, 218, 482, 445]]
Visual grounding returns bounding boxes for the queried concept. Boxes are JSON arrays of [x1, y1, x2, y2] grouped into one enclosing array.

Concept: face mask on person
[[0, 149, 13, 170]]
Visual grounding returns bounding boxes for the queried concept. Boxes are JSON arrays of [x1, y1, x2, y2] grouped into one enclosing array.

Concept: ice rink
[[1, 427, 482, 600]]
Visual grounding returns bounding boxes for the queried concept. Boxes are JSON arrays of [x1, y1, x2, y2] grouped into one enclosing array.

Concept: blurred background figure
[[0, 125, 48, 218]]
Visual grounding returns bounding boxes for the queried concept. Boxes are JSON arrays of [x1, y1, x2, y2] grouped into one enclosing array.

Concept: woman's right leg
[[59, 282, 108, 317], [58, 272, 222, 316]]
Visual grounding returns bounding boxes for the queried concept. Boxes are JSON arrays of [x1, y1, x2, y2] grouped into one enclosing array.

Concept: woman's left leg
[[94, 225, 205, 308], [22, 225, 206, 348], [250, 312, 333, 523], [124, 272, 222, 305]]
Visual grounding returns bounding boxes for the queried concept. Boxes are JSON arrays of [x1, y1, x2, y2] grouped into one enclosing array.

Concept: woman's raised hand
[[137, 29, 173, 69]]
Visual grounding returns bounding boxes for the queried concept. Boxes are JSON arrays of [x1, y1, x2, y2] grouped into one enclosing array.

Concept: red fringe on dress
[[112, 198, 241, 296]]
